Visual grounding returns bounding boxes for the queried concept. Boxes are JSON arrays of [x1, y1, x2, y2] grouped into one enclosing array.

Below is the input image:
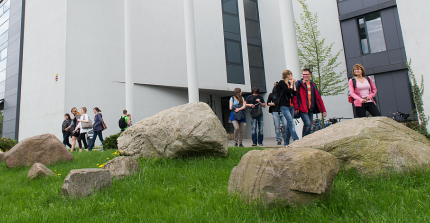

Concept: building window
[[243, 0, 266, 92], [358, 11, 387, 54], [222, 0, 245, 84]]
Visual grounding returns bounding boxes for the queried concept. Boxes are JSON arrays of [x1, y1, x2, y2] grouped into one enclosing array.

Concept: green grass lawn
[[1, 148, 430, 223]]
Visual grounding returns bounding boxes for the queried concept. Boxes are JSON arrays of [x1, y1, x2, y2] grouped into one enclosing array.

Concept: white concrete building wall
[[19, 0, 68, 141], [396, 0, 430, 129], [292, 0, 354, 120]]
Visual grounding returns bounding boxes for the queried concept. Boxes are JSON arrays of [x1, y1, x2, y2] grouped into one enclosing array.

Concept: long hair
[[71, 107, 81, 117], [65, 113, 71, 120], [94, 107, 101, 113], [282, 70, 292, 81], [233, 88, 243, 104], [352, 64, 366, 77]]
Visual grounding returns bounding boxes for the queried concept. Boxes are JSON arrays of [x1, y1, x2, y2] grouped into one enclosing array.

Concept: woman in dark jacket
[[62, 113, 72, 148], [88, 107, 104, 151]]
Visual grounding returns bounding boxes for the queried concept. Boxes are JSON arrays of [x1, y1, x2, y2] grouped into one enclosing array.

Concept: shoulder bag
[[82, 114, 93, 129]]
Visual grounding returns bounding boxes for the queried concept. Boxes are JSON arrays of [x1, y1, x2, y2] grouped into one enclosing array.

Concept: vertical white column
[[279, 0, 301, 80], [124, 0, 134, 115], [184, 0, 199, 103]]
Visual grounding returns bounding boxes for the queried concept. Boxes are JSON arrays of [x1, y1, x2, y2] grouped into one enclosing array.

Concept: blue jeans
[[272, 112, 287, 143], [62, 132, 72, 148], [89, 130, 104, 151], [251, 115, 264, 144], [280, 106, 299, 146], [300, 112, 314, 137]]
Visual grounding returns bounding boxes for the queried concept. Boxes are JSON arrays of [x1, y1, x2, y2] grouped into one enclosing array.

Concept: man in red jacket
[[294, 69, 327, 137]]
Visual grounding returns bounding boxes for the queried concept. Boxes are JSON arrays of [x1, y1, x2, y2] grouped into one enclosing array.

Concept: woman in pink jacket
[[349, 64, 380, 118]]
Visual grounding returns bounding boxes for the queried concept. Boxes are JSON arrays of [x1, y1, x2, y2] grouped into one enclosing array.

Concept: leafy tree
[[407, 59, 429, 136], [295, 0, 347, 127]]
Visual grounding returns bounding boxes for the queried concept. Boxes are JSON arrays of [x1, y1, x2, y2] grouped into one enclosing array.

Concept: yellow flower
[[97, 164, 99, 165], [107, 158, 109, 160], [121, 151, 123, 153], [54, 170, 56, 171], [233, 149, 234, 150], [57, 174, 61, 176], [75, 157, 77, 158], [152, 151, 153, 153]]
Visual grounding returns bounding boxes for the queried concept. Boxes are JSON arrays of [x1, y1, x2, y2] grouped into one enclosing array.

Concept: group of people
[[230, 64, 379, 147]]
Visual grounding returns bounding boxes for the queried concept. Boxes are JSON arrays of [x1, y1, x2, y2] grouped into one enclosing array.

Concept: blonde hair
[[81, 107, 87, 114], [71, 107, 81, 117], [352, 64, 366, 77], [282, 70, 292, 81]]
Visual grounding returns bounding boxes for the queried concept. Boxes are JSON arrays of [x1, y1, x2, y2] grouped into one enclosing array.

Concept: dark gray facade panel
[[361, 51, 390, 69], [339, 0, 396, 20], [3, 105, 16, 122], [387, 49, 403, 65], [8, 18, 21, 37], [400, 47, 406, 63], [340, 20, 362, 59], [2, 118, 17, 134], [368, 63, 407, 75], [373, 72, 398, 116], [338, 0, 364, 16], [4, 86, 17, 98], [5, 62, 18, 80], [391, 70, 414, 114], [4, 94, 17, 109], [247, 37, 261, 46], [381, 8, 400, 51], [393, 9, 404, 49], [362, 0, 379, 8], [346, 57, 363, 77], [379, 0, 391, 3]]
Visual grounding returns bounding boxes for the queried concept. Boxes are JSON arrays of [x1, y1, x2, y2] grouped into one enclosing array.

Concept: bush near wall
[[103, 132, 121, 150], [0, 138, 18, 152]]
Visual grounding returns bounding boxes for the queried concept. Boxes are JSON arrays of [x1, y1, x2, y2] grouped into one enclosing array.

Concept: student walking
[[229, 88, 247, 147], [246, 87, 266, 146], [295, 68, 327, 137], [119, 110, 130, 132], [89, 107, 104, 151], [349, 64, 380, 118], [74, 107, 89, 152], [65, 107, 80, 152], [278, 70, 300, 146], [267, 82, 287, 145], [62, 113, 72, 148]]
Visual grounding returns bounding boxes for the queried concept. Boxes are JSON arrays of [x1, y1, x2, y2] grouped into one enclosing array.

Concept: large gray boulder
[[228, 148, 339, 207], [289, 117, 430, 175], [103, 156, 141, 179], [4, 133, 74, 168], [27, 163, 55, 180], [118, 102, 228, 158], [61, 169, 112, 198]]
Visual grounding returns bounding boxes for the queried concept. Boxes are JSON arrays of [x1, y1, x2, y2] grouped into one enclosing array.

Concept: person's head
[[233, 88, 243, 104], [93, 107, 101, 114], [123, 110, 127, 115], [252, 87, 260, 96], [302, 68, 312, 82], [71, 107, 81, 117], [282, 70, 293, 81], [352, 64, 366, 77], [127, 114, 131, 119], [65, 113, 71, 120], [80, 107, 87, 114]]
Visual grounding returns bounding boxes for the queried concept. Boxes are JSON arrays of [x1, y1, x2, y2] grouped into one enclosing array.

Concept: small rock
[[103, 156, 140, 179], [27, 163, 55, 180], [61, 169, 112, 198], [228, 148, 339, 207], [5, 133, 74, 168]]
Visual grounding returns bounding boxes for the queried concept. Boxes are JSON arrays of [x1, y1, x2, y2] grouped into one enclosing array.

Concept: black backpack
[[118, 116, 127, 129], [350, 77, 377, 104]]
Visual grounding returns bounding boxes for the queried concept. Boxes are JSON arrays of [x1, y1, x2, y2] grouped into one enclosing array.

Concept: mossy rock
[[289, 117, 430, 176]]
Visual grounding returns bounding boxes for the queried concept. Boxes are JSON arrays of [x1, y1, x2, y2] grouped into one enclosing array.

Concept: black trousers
[[355, 102, 380, 118], [77, 132, 88, 149]]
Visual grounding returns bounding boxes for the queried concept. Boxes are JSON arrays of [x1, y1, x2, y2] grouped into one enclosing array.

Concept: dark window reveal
[[358, 12, 387, 54]]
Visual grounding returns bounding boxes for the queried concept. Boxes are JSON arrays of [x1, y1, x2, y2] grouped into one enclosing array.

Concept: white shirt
[[78, 114, 89, 133]]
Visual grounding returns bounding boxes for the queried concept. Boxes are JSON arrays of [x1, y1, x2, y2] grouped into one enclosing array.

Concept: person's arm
[[245, 95, 255, 108], [259, 96, 266, 108], [367, 77, 377, 100], [267, 94, 275, 107], [126, 117, 130, 126], [80, 114, 89, 123], [349, 79, 365, 103], [278, 80, 293, 95], [229, 98, 233, 110], [314, 85, 327, 117]]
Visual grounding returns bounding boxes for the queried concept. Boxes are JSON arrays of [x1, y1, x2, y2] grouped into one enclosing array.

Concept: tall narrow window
[[243, 0, 266, 92], [358, 11, 387, 54], [222, 0, 245, 84]]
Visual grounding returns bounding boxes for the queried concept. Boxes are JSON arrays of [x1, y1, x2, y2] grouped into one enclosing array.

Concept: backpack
[[118, 116, 127, 129], [349, 77, 378, 104]]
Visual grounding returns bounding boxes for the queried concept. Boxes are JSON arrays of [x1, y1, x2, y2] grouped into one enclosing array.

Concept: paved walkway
[[228, 137, 285, 148]]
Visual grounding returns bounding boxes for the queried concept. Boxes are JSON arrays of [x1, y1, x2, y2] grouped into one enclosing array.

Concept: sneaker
[[252, 143, 257, 146], [277, 141, 282, 145], [259, 143, 264, 146], [234, 143, 238, 147], [239, 144, 244, 147]]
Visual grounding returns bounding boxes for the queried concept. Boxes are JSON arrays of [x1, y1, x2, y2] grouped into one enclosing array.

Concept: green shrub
[[103, 132, 121, 150], [0, 137, 18, 152], [406, 121, 430, 140]]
